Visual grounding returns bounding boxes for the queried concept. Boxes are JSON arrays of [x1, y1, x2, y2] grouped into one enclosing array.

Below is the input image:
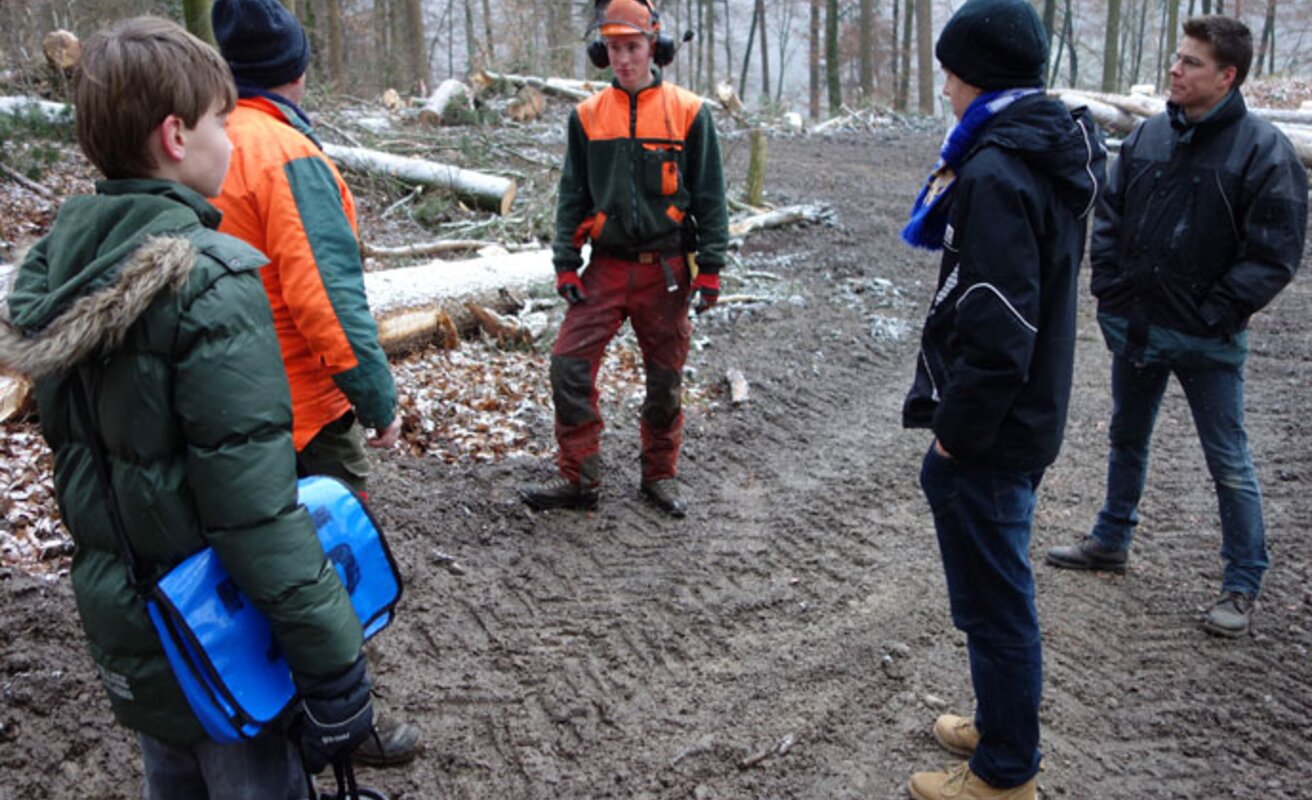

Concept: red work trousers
[[550, 252, 692, 484]]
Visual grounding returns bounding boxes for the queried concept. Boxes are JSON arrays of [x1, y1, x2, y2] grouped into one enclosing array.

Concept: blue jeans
[[920, 445, 1043, 788], [1090, 354, 1268, 596], [139, 729, 306, 800]]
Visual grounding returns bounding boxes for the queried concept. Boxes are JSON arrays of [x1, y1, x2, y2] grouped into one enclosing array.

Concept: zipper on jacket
[[629, 89, 640, 234]]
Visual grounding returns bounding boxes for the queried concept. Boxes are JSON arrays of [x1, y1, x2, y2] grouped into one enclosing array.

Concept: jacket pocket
[[642, 143, 682, 197]]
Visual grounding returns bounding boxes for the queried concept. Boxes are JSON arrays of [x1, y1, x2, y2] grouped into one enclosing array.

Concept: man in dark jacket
[[0, 18, 373, 798], [900, 1, 1105, 797], [1045, 16, 1307, 639]]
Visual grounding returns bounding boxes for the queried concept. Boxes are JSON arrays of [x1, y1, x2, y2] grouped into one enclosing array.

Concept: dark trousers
[[297, 410, 370, 498], [920, 444, 1044, 788], [139, 729, 305, 800], [550, 253, 692, 484]]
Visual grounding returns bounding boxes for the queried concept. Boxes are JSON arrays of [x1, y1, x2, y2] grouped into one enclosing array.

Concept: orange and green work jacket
[[214, 95, 396, 450], [552, 71, 729, 276]]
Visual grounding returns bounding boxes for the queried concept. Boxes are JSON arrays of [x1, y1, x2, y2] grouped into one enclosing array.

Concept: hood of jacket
[[971, 93, 1105, 221], [2, 181, 221, 379]]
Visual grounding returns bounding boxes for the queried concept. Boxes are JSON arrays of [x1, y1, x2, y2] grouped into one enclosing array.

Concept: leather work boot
[[909, 763, 1036, 800], [641, 479, 687, 518], [933, 714, 980, 757], [1044, 536, 1128, 574], [1202, 591, 1255, 638], [520, 477, 600, 510], [352, 711, 422, 767]]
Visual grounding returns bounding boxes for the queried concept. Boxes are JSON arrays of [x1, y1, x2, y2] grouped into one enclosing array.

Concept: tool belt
[[592, 248, 684, 293]]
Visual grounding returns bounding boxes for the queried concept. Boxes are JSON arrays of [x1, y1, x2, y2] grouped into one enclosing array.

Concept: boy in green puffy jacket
[[0, 18, 373, 799]]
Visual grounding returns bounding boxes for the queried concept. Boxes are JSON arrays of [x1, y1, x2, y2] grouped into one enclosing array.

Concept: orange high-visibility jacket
[[214, 96, 396, 450]]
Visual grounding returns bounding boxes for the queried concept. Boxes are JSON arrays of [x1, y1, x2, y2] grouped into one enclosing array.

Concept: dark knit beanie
[[212, 0, 311, 88], [936, 0, 1048, 90]]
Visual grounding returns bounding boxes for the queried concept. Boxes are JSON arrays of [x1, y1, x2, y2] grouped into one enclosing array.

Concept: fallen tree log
[[419, 79, 473, 126], [1050, 91, 1139, 135], [362, 239, 496, 259], [728, 204, 834, 238], [323, 143, 515, 215], [364, 247, 555, 353], [470, 70, 600, 101]]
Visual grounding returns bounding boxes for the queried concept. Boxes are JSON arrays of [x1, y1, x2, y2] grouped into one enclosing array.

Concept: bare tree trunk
[[891, 0, 901, 105], [1102, 0, 1121, 92], [323, 0, 346, 88], [897, 0, 912, 111], [758, 0, 770, 103], [280, 0, 296, 14], [809, 0, 821, 118], [182, 0, 215, 46], [705, 0, 716, 94], [405, 0, 427, 92], [721, 0, 733, 84], [1049, 1, 1066, 85], [1164, 0, 1179, 89], [1065, 0, 1078, 86], [859, 0, 874, 101], [915, 0, 933, 114], [825, 0, 841, 113], [481, 0, 495, 65], [1042, 0, 1056, 50], [1131, 0, 1149, 85], [739, 1, 759, 97], [463, 0, 478, 72], [1254, 0, 1276, 78], [375, 0, 396, 90]]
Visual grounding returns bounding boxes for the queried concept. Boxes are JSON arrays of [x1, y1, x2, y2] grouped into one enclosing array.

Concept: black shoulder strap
[[69, 371, 147, 592]]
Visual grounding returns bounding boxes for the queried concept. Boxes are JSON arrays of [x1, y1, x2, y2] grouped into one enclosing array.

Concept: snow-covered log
[[1050, 91, 1139, 135], [1050, 88, 1165, 120], [470, 70, 601, 101], [0, 97, 72, 123], [728, 204, 834, 238], [418, 79, 473, 126], [363, 248, 555, 352], [363, 239, 496, 259], [323, 143, 515, 215]]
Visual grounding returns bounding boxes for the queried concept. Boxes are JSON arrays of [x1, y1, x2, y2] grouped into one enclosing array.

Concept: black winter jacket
[[903, 95, 1105, 471], [1090, 91, 1307, 363]]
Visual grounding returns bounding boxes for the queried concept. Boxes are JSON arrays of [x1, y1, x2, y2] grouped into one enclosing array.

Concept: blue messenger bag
[[73, 377, 402, 744]]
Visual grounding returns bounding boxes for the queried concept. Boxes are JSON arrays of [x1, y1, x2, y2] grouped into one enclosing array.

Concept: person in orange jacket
[[520, 0, 729, 518], [209, 0, 417, 767]]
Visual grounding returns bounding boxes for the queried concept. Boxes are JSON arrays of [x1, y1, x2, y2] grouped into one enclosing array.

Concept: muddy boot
[[521, 457, 601, 511], [1044, 535, 1128, 574], [933, 714, 980, 757], [352, 710, 422, 767], [909, 763, 1036, 800], [1202, 591, 1255, 638], [641, 479, 686, 518]]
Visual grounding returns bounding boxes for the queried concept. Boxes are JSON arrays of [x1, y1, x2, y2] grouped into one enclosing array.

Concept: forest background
[[3, 0, 1311, 122]]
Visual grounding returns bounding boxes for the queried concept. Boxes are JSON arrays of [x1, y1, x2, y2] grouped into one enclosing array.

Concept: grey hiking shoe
[[641, 479, 687, 518], [1045, 536, 1128, 574], [519, 478, 600, 511], [1202, 591, 1255, 638], [352, 710, 422, 766]]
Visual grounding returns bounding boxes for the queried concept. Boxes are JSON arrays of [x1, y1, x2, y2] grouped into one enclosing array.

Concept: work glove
[[556, 271, 586, 305], [295, 655, 375, 774], [689, 273, 720, 314]]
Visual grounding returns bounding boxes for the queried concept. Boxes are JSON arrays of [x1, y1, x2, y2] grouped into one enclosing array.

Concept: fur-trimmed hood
[[1, 236, 195, 378]]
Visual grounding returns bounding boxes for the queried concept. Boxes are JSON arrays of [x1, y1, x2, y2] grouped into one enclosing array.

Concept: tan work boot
[[933, 714, 980, 757], [909, 763, 1036, 800]]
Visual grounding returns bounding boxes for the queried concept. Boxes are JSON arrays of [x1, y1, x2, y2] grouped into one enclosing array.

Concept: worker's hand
[[294, 655, 375, 774], [688, 273, 720, 314], [366, 416, 402, 449], [556, 271, 586, 305]]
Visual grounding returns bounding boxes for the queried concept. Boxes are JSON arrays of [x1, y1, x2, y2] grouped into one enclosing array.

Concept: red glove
[[689, 273, 720, 314], [556, 271, 586, 305]]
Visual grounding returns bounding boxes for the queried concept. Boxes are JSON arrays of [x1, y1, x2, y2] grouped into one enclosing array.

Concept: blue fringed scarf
[[901, 88, 1043, 250]]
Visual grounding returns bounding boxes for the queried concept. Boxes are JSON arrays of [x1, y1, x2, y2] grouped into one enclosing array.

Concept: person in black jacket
[[899, 1, 1105, 797], [1045, 16, 1307, 639]]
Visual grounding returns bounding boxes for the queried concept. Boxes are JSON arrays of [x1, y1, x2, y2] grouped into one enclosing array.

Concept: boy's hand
[[556, 271, 586, 305], [366, 417, 402, 449], [689, 273, 720, 314]]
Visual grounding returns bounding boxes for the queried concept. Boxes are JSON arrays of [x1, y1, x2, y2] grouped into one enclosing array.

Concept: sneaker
[[1045, 536, 1128, 574], [909, 762, 1036, 800], [519, 477, 600, 511], [641, 479, 687, 518], [932, 714, 980, 757], [1202, 591, 1255, 638], [352, 711, 421, 767]]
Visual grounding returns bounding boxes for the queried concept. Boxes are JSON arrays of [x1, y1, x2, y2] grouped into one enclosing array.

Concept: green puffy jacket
[[1, 180, 363, 744]]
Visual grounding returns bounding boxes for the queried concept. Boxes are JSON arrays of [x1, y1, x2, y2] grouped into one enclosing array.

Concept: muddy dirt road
[[2, 130, 1310, 799]]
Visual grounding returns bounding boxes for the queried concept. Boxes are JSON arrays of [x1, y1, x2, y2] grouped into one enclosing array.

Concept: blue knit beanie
[[212, 0, 311, 88], [936, 0, 1048, 90]]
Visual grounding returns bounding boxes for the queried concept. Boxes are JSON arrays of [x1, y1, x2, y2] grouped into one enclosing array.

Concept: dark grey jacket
[[1091, 91, 1307, 364], [903, 95, 1105, 471]]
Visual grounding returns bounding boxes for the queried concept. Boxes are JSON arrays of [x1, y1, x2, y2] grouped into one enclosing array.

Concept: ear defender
[[587, 38, 610, 68]]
